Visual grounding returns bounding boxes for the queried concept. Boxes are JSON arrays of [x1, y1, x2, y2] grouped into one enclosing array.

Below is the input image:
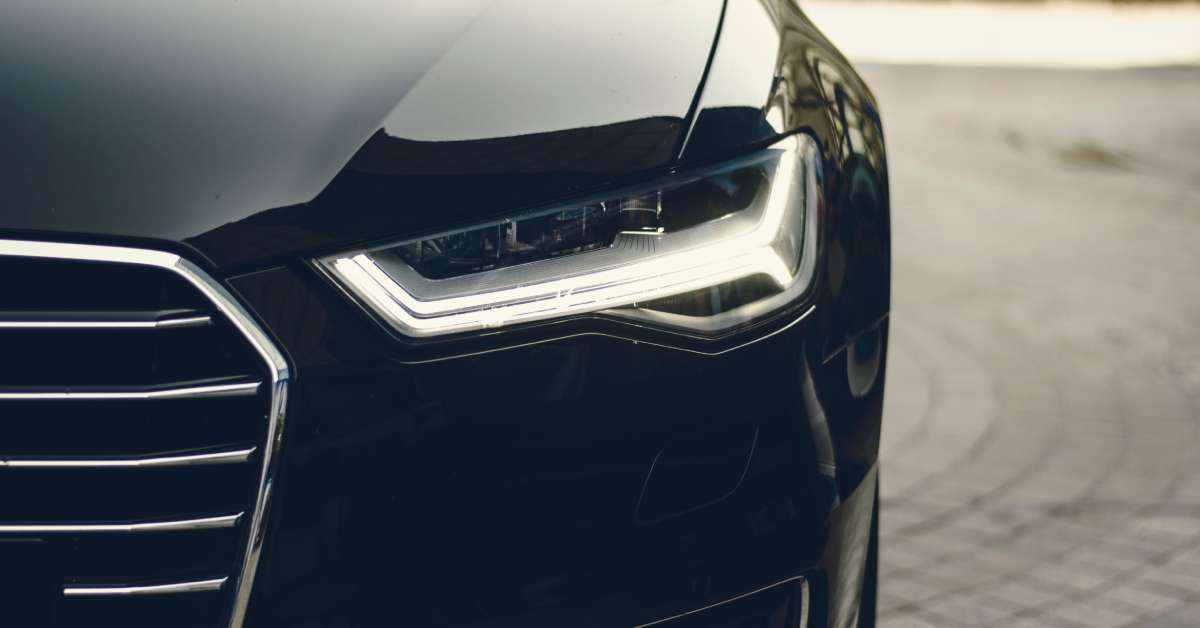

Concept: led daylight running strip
[[322, 135, 814, 338]]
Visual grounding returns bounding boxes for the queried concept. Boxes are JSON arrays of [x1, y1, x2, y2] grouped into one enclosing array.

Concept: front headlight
[[317, 134, 818, 339]]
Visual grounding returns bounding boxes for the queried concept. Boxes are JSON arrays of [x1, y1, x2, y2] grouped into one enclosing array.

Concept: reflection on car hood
[[0, 0, 722, 269]]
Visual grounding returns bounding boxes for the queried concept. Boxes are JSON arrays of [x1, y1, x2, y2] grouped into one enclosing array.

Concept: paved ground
[[862, 64, 1200, 627]]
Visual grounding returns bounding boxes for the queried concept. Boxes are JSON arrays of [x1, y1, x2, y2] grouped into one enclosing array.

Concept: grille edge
[[0, 239, 289, 628]]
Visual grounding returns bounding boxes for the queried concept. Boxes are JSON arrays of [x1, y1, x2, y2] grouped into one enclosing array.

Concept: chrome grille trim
[[0, 239, 290, 628], [64, 577, 228, 597], [0, 380, 261, 401], [152, 314, 214, 328], [0, 312, 212, 329], [0, 446, 256, 469], [0, 513, 242, 534]]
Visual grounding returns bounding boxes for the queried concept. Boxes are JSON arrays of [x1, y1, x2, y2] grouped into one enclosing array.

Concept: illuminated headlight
[[317, 134, 819, 339]]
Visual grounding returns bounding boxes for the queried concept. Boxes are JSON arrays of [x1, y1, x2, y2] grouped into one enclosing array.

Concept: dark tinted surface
[[0, 0, 893, 625], [0, 254, 275, 627], [0, 0, 722, 271], [231, 252, 887, 626], [387, 159, 770, 280]]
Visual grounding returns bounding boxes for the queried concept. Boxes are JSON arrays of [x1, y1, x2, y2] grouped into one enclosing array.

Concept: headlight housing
[[317, 134, 818, 339]]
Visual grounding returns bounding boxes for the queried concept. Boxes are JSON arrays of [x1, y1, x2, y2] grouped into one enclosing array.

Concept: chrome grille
[[0, 240, 287, 628]]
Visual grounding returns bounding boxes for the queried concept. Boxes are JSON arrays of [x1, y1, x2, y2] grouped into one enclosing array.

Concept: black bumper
[[229, 262, 885, 627]]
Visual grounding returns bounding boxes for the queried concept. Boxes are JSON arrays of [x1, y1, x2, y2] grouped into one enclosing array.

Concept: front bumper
[[228, 261, 885, 627]]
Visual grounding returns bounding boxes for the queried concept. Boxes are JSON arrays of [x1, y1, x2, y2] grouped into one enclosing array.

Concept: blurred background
[[801, 1, 1200, 626]]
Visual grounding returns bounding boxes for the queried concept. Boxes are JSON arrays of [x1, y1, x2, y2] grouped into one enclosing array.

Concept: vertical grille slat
[[0, 239, 288, 628]]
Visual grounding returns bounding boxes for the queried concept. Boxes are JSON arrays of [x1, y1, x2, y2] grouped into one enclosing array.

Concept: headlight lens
[[318, 134, 818, 339]]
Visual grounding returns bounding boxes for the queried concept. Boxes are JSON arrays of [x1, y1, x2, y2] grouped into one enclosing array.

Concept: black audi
[[0, 1, 890, 626]]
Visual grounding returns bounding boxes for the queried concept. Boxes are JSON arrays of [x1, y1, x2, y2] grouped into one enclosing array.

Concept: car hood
[[0, 0, 723, 270]]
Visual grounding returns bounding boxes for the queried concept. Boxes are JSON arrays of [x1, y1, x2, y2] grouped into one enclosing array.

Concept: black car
[[0, 1, 890, 626]]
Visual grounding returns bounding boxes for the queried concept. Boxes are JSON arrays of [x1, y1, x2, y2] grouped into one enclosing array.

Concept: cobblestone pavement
[[860, 64, 1200, 627]]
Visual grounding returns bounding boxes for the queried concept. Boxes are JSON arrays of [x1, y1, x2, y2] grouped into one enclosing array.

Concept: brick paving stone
[[1131, 515, 1200, 543], [1167, 544, 1200, 565], [882, 572, 948, 607], [881, 541, 938, 572], [987, 580, 1070, 609], [1105, 583, 1187, 615], [861, 63, 1200, 628], [1059, 547, 1145, 576], [912, 565, 1000, 593], [1090, 472, 1176, 507], [1142, 602, 1200, 628], [1141, 560, 1200, 592], [977, 503, 1049, 529], [1004, 529, 1081, 559], [1104, 528, 1177, 552], [879, 591, 910, 614], [1046, 600, 1141, 628], [878, 609, 946, 628], [958, 546, 1038, 577], [1089, 537, 1172, 564], [920, 592, 1022, 625], [891, 532, 980, 562], [1001, 616, 1080, 628], [881, 507, 932, 540], [1028, 563, 1111, 593], [937, 513, 1013, 545], [1031, 519, 1115, 545], [1171, 474, 1200, 504]]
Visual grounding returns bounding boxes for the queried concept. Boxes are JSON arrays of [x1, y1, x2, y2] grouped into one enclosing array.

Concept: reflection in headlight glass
[[317, 134, 818, 339]]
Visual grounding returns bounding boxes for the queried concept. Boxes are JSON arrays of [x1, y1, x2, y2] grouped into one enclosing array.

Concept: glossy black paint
[[685, 0, 891, 363], [229, 263, 885, 627], [0, 0, 722, 270], [1, 0, 889, 626]]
